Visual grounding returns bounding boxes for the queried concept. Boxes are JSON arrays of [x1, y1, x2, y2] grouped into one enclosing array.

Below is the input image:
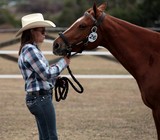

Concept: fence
[[0, 27, 159, 79]]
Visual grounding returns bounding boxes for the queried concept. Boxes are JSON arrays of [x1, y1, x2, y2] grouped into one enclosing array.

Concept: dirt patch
[[0, 33, 157, 140], [0, 79, 157, 140]]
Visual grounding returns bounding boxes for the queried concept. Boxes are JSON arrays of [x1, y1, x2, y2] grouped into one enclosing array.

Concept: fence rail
[[0, 50, 112, 56], [0, 27, 159, 33], [0, 27, 159, 79], [0, 27, 67, 33], [0, 74, 133, 79]]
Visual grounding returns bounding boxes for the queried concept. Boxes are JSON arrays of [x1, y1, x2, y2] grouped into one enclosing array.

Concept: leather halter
[[58, 11, 106, 56]]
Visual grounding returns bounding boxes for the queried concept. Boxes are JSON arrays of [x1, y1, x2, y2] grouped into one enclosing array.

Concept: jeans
[[26, 93, 58, 140]]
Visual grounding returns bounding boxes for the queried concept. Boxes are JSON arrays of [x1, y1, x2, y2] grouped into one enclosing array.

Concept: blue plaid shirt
[[18, 44, 67, 92]]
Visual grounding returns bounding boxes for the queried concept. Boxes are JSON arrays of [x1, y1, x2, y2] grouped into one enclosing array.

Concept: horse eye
[[79, 24, 87, 29]]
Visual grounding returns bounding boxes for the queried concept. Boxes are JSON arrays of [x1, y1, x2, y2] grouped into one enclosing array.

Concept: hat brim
[[15, 20, 56, 37]]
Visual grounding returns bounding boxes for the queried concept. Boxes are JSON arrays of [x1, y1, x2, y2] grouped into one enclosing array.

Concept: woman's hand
[[64, 56, 70, 65]]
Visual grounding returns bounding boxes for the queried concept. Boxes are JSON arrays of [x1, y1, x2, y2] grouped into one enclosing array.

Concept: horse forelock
[[84, 9, 106, 27], [84, 12, 96, 23], [86, 7, 97, 17]]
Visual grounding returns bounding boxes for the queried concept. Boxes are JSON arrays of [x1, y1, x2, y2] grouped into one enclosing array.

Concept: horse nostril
[[54, 43, 60, 49]]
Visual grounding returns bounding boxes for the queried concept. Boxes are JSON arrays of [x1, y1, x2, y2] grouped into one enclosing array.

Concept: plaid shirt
[[18, 44, 67, 92]]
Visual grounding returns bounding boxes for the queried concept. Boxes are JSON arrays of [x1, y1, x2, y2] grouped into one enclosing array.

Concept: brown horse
[[53, 3, 160, 139]]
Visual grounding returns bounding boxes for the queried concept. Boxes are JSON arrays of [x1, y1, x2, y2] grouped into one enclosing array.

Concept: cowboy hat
[[16, 13, 56, 37]]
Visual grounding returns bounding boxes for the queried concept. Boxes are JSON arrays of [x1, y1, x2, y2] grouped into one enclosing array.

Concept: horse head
[[53, 3, 107, 56]]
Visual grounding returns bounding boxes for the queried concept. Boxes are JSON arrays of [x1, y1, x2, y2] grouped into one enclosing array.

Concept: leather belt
[[27, 89, 53, 96]]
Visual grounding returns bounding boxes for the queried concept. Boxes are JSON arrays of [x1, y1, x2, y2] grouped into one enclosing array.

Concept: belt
[[27, 89, 53, 96]]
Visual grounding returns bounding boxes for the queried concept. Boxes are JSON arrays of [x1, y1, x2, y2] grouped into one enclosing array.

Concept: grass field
[[0, 33, 157, 140]]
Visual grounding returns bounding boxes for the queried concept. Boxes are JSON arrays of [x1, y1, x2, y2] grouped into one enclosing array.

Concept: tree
[[138, 0, 160, 27], [108, 0, 160, 27], [1, 0, 160, 28], [56, 0, 90, 27]]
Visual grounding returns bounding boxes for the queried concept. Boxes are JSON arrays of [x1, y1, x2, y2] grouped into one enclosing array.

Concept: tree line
[[0, 0, 160, 28]]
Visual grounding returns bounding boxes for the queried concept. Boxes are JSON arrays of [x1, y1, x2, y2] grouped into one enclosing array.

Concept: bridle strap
[[59, 32, 70, 47], [58, 11, 106, 56], [96, 12, 106, 26], [84, 12, 97, 24], [54, 11, 106, 101], [84, 11, 106, 26], [54, 65, 84, 102]]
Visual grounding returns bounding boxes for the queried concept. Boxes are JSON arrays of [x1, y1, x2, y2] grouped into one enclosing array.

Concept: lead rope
[[54, 63, 84, 102]]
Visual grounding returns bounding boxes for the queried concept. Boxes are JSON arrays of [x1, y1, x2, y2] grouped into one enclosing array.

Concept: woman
[[17, 13, 70, 140]]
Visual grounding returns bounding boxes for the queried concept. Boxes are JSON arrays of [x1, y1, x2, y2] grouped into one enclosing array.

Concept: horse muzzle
[[53, 42, 71, 56]]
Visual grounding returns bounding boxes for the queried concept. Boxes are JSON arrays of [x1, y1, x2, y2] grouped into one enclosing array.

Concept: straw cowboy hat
[[16, 13, 56, 37]]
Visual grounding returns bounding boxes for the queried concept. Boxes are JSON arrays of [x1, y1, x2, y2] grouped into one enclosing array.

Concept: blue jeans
[[26, 93, 58, 140]]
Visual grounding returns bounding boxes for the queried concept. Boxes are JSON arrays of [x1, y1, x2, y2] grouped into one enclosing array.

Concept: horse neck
[[100, 15, 160, 79]]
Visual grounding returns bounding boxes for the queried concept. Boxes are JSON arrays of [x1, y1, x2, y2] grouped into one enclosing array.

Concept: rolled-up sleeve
[[24, 46, 67, 81], [54, 58, 67, 73]]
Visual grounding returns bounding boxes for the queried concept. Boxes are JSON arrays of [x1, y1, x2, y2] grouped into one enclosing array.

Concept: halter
[[55, 11, 106, 102], [58, 11, 106, 57]]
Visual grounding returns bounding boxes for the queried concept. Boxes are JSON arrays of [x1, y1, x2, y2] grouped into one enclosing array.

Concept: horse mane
[[109, 15, 160, 36]]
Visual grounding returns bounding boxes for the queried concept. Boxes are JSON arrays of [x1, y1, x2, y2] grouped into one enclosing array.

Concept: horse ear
[[93, 2, 97, 17], [98, 2, 107, 11], [93, 2, 107, 17]]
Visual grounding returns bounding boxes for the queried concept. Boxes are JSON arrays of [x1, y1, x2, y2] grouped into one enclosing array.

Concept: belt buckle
[[28, 91, 39, 96], [27, 92, 32, 95], [35, 91, 40, 96], [39, 89, 48, 95]]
